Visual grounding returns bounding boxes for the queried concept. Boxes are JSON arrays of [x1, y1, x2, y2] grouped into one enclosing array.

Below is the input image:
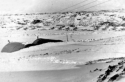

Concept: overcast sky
[[0, 0, 125, 14]]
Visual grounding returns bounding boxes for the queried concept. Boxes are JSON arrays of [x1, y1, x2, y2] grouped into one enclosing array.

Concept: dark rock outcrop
[[96, 60, 125, 82]]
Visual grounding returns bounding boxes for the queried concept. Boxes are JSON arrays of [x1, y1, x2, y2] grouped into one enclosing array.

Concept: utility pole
[[66, 27, 69, 42], [66, 30, 69, 42]]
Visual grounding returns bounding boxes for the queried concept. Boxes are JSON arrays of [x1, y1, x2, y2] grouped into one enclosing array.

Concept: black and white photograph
[[0, 0, 125, 82]]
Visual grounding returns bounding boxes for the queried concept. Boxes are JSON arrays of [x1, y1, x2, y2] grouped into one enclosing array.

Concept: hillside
[[1, 9, 125, 31]]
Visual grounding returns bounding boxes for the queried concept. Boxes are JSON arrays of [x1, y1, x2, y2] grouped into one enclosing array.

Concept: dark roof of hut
[[1, 42, 25, 53]]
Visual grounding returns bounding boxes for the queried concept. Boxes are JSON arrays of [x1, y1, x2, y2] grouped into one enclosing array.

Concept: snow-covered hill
[[1, 9, 125, 31]]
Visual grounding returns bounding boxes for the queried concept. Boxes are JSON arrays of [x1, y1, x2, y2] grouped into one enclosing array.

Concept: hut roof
[[33, 38, 63, 45], [1, 42, 25, 53]]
